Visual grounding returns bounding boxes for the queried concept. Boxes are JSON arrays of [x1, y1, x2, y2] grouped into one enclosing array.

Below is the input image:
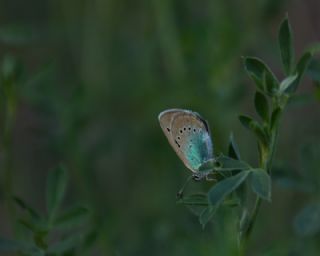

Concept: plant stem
[[239, 104, 284, 254]]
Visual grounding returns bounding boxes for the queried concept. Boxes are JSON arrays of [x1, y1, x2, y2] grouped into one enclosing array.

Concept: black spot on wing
[[174, 139, 181, 148]]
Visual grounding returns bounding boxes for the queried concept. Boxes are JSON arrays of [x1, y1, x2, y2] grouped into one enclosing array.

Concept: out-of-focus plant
[[272, 141, 320, 255], [0, 55, 94, 255], [0, 165, 90, 255], [293, 143, 320, 238], [0, 55, 23, 231], [306, 47, 320, 101], [173, 15, 317, 254]]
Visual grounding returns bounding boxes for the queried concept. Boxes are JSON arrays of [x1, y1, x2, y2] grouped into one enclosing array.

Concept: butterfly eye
[[214, 161, 222, 169]]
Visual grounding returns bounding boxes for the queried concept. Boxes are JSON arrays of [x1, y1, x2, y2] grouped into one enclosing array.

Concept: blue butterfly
[[158, 109, 215, 180]]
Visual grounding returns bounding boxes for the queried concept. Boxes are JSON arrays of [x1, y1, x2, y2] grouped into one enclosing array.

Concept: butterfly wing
[[171, 111, 213, 172], [159, 109, 213, 172], [158, 109, 183, 153]]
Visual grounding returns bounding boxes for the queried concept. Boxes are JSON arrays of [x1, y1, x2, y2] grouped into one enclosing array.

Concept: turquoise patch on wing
[[183, 131, 212, 171]]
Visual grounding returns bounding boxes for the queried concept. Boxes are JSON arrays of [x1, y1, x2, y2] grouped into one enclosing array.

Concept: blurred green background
[[0, 0, 320, 255]]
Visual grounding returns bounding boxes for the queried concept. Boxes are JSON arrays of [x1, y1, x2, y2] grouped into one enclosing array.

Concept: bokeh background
[[0, 0, 320, 255]]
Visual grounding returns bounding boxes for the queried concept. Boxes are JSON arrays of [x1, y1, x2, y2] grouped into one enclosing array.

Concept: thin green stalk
[[177, 201, 209, 206], [266, 124, 280, 174], [239, 102, 285, 254], [239, 196, 261, 255]]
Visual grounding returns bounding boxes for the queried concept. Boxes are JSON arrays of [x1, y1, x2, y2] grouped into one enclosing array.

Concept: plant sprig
[[177, 14, 315, 254], [0, 165, 90, 255]]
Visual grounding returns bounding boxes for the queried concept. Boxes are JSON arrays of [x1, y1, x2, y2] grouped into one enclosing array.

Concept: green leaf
[[185, 204, 207, 217], [296, 52, 313, 78], [46, 164, 68, 220], [215, 155, 250, 171], [178, 194, 240, 218], [17, 218, 48, 234], [13, 196, 47, 233], [47, 234, 83, 254], [208, 171, 250, 207], [278, 15, 295, 75], [239, 115, 269, 146], [306, 42, 320, 55], [13, 196, 40, 220], [177, 193, 208, 206], [244, 57, 279, 94], [54, 206, 89, 229], [235, 180, 247, 209], [263, 70, 278, 96], [287, 51, 313, 93], [249, 169, 271, 201], [279, 74, 298, 93], [199, 207, 216, 229], [254, 91, 269, 121], [239, 115, 253, 130], [294, 202, 320, 237], [228, 133, 241, 160]]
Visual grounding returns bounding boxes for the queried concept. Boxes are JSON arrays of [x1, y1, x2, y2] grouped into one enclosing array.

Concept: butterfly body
[[158, 109, 215, 180]]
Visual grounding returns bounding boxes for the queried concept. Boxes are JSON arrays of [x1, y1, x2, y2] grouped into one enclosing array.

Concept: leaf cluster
[[0, 165, 90, 255], [178, 15, 316, 234]]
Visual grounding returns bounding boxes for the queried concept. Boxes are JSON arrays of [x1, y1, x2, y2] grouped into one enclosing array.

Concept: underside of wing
[[170, 112, 213, 172], [159, 109, 213, 173], [158, 109, 182, 145]]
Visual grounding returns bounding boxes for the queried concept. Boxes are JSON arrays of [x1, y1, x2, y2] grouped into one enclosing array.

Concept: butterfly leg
[[176, 175, 193, 199], [205, 173, 217, 182]]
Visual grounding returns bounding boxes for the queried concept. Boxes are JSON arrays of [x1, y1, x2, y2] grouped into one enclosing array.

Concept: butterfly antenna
[[176, 175, 193, 199]]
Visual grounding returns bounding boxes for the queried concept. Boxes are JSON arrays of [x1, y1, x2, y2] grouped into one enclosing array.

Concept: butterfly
[[158, 109, 215, 180]]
